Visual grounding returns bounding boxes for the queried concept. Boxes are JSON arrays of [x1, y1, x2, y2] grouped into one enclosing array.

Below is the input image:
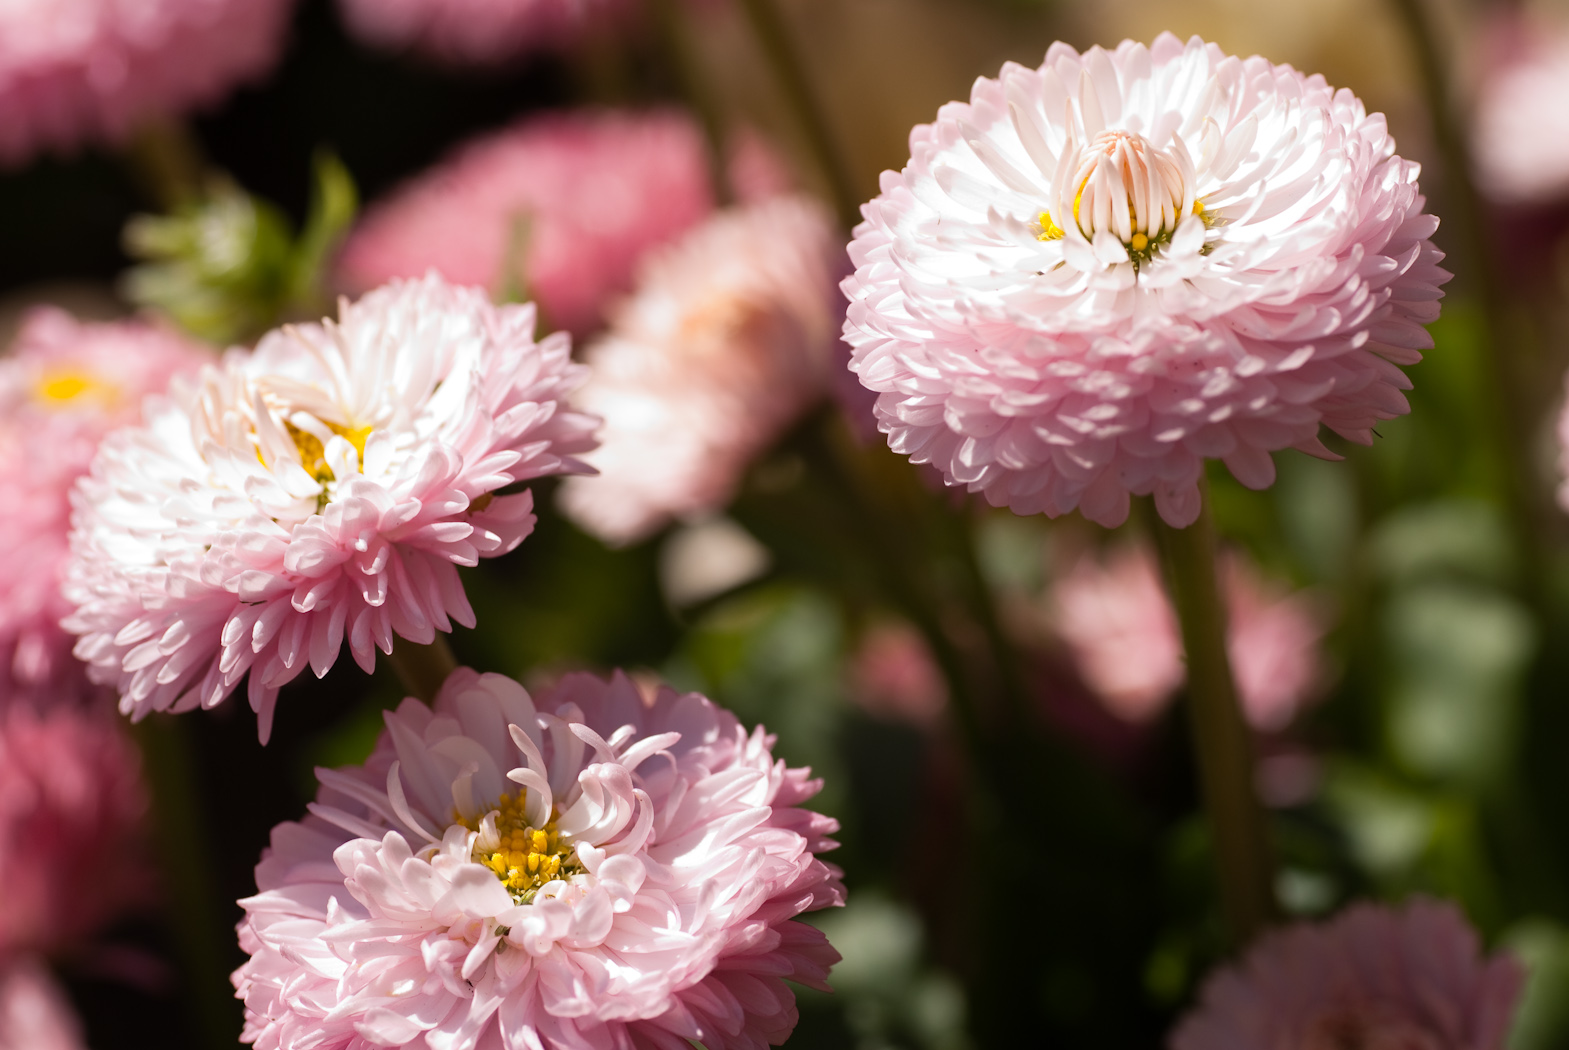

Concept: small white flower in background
[[64, 274, 598, 740]]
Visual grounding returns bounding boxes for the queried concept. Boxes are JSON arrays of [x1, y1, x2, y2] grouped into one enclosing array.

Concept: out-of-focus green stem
[[649, 0, 732, 206], [736, 0, 861, 229], [123, 119, 205, 211], [130, 715, 239, 1050], [1152, 492, 1278, 945], [386, 635, 458, 702]]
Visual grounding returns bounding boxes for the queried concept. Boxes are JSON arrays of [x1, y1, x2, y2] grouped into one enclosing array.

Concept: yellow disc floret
[[457, 790, 583, 905], [34, 369, 118, 407]]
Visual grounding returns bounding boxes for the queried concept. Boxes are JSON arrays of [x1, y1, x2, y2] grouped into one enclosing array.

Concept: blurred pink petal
[[337, 0, 632, 65], [0, 960, 86, 1050], [1473, 17, 1569, 205], [850, 621, 947, 726]]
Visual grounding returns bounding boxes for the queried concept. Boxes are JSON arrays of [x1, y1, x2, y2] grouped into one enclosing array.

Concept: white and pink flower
[[63, 274, 598, 740], [233, 668, 844, 1050]]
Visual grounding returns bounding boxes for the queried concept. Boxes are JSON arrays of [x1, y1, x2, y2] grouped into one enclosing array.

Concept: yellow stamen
[[34, 370, 116, 407], [1130, 232, 1149, 252], [456, 790, 582, 904], [1036, 210, 1065, 242]]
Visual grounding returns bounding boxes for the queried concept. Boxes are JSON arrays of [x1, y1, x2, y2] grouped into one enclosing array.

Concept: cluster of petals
[[841, 33, 1448, 527], [0, 0, 295, 165], [0, 704, 151, 959], [1172, 898, 1521, 1050], [233, 667, 844, 1050], [0, 960, 87, 1050], [1050, 543, 1327, 729], [336, 0, 630, 66], [559, 196, 843, 546], [0, 307, 209, 707], [63, 274, 598, 740], [338, 110, 714, 338], [1471, 19, 1569, 205]]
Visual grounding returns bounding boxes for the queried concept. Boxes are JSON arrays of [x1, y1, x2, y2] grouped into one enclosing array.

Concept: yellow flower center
[[285, 420, 373, 486], [457, 790, 583, 905], [33, 369, 118, 408]]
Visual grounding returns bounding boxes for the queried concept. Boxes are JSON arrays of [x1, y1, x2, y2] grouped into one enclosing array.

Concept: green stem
[[123, 118, 205, 211], [1151, 491, 1278, 944], [385, 635, 458, 702], [736, 0, 861, 229], [130, 715, 239, 1050]]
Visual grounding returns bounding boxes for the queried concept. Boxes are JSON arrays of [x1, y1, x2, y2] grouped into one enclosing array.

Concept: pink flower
[[0, 0, 295, 165], [1472, 18, 1569, 205], [0, 706, 151, 959], [849, 621, 946, 726], [0, 308, 209, 708], [1050, 544, 1327, 729], [63, 275, 598, 741], [841, 34, 1448, 528], [0, 960, 87, 1050], [1172, 898, 1522, 1050], [336, 0, 630, 65], [559, 196, 843, 545], [337, 110, 715, 338], [233, 668, 844, 1050]]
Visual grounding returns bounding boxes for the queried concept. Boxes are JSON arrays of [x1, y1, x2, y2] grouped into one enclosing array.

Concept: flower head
[[1050, 544, 1327, 729], [233, 668, 844, 1050], [64, 274, 598, 740], [1172, 899, 1521, 1050], [849, 621, 947, 726], [336, 0, 630, 65], [842, 34, 1448, 527], [0, 308, 209, 707], [1472, 20, 1569, 205], [559, 196, 843, 545], [0, 0, 294, 165], [338, 110, 714, 337], [0, 706, 151, 960]]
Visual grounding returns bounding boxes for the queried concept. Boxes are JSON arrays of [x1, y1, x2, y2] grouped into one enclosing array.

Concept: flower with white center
[[1172, 898, 1521, 1050], [233, 668, 844, 1050], [842, 33, 1448, 527], [63, 274, 598, 740], [559, 196, 843, 546]]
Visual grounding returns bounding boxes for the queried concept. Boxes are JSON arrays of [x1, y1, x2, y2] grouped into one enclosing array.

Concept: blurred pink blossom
[[0, 0, 295, 165], [850, 621, 946, 726], [0, 705, 151, 959], [336, 0, 631, 65], [0, 960, 86, 1050], [1172, 898, 1521, 1050], [0, 308, 209, 708], [337, 109, 714, 337], [1473, 19, 1569, 205], [1050, 545, 1328, 730], [559, 195, 843, 545]]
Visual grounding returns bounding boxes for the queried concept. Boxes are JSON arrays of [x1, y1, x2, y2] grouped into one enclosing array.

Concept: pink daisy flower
[[558, 196, 843, 546], [63, 274, 598, 741], [0, 0, 295, 165], [0, 308, 209, 708], [1050, 544, 1327, 729], [1472, 19, 1569, 205], [842, 33, 1448, 528], [0, 705, 151, 960], [233, 667, 844, 1050], [0, 960, 87, 1050], [337, 110, 714, 338], [336, 0, 631, 66], [1172, 898, 1522, 1050]]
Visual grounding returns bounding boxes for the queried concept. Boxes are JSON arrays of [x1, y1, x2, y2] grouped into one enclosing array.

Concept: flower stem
[[123, 118, 205, 211], [385, 636, 458, 702], [1151, 490, 1277, 944], [735, 0, 861, 229]]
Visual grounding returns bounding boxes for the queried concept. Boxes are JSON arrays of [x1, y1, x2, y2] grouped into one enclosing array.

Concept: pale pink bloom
[[64, 275, 598, 741], [0, 0, 294, 165], [0, 960, 87, 1050], [849, 621, 946, 726], [337, 0, 630, 65], [338, 110, 714, 337], [0, 308, 209, 708], [1051, 545, 1327, 729], [0, 705, 151, 958], [233, 668, 844, 1050], [559, 196, 842, 545], [1473, 21, 1569, 205], [842, 34, 1448, 528], [1172, 899, 1522, 1050]]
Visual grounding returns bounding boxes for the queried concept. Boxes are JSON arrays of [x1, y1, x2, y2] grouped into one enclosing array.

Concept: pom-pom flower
[[1172, 898, 1521, 1050], [0, 0, 295, 165], [338, 110, 714, 337], [1050, 544, 1327, 729], [1472, 22, 1569, 205], [336, 0, 630, 66], [842, 33, 1448, 527], [559, 196, 843, 546], [0, 308, 209, 707], [233, 668, 844, 1050], [0, 705, 151, 959], [64, 275, 598, 740]]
